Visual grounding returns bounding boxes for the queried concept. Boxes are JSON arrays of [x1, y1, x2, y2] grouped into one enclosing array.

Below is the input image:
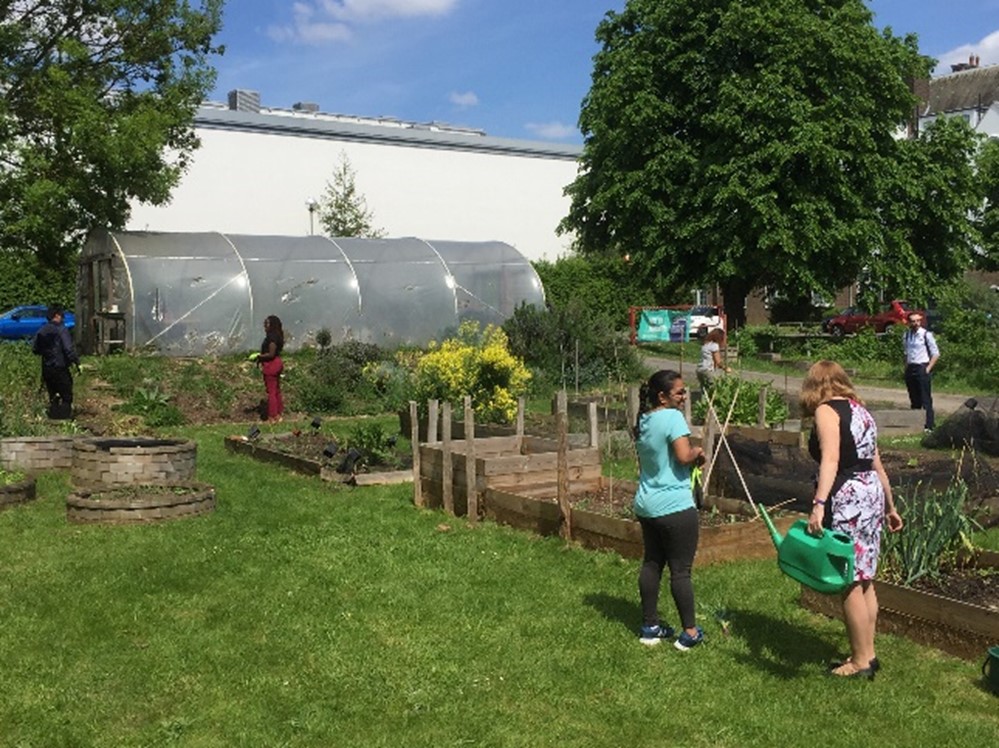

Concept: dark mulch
[[911, 566, 999, 611], [263, 431, 411, 471]]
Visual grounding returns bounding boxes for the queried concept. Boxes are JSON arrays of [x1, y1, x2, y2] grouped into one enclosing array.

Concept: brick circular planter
[[1, 436, 79, 472], [71, 437, 197, 487], [0, 476, 37, 510], [66, 482, 215, 524]]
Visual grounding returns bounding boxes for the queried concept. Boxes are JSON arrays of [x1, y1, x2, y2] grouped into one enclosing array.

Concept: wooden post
[[683, 389, 692, 424], [516, 396, 525, 453], [588, 401, 599, 449], [702, 406, 716, 498], [556, 390, 571, 540], [427, 399, 439, 443], [464, 396, 477, 522], [442, 401, 453, 515], [627, 385, 640, 436], [757, 385, 768, 428], [409, 401, 423, 507]]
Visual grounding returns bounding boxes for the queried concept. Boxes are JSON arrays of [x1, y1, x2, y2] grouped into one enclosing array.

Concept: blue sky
[[213, 1, 999, 143]]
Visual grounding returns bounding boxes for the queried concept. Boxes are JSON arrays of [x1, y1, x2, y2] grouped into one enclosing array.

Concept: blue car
[[0, 305, 76, 341]]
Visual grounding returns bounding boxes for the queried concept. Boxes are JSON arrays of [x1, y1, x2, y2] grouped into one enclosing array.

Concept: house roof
[[927, 64, 999, 116]]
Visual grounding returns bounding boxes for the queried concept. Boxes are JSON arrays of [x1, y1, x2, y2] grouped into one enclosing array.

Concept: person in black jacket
[[32, 306, 80, 419]]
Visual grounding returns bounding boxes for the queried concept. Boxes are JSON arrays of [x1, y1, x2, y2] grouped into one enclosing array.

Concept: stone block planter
[[72, 437, 197, 487], [482, 480, 798, 568], [66, 482, 216, 525], [1, 476, 38, 510], [1, 435, 79, 472], [799, 550, 999, 661]]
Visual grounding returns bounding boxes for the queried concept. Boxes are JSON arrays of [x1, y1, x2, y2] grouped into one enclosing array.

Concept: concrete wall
[[127, 109, 581, 263]]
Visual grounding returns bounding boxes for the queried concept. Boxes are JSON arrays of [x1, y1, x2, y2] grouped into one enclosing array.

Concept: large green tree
[[0, 1, 224, 266], [976, 136, 999, 272], [560, 0, 976, 325]]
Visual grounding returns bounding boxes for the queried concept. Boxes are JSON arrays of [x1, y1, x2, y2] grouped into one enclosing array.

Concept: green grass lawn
[[2, 423, 997, 747]]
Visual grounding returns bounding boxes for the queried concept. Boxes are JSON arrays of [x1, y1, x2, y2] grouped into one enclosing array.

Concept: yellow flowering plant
[[412, 321, 531, 424]]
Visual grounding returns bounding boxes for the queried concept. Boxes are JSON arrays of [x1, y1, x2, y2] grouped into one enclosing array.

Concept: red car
[[825, 300, 914, 336]]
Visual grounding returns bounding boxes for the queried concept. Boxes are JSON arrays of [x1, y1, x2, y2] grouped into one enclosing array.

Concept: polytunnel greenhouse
[[77, 230, 546, 356]]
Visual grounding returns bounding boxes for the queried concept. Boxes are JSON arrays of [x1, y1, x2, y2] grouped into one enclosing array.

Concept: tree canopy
[[0, 0, 224, 265], [317, 153, 385, 239], [560, 0, 978, 324]]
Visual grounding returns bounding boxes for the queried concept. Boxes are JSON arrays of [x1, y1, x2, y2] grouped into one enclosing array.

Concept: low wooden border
[[66, 482, 216, 525], [482, 483, 799, 568], [0, 477, 37, 510], [224, 435, 412, 486], [799, 550, 999, 661]]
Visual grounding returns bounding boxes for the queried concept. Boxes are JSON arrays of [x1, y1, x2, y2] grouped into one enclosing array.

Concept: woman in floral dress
[[800, 361, 903, 679]]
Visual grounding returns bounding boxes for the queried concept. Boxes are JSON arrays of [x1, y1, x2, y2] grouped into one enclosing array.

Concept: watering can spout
[[757, 504, 784, 550]]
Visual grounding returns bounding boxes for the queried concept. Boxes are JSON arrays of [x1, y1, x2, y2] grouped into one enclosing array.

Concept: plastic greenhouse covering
[[77, 231, 546, 356]]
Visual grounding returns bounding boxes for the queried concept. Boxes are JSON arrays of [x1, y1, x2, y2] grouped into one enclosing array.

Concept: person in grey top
[[902, 311, 939, 431], [32, 306, 80, 419]]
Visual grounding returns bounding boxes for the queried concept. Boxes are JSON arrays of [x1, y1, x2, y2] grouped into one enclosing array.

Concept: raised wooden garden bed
[[223, 434, 413, 486], [66, 482, 216, 524], [1, 476, 37, 510], [419, 433, 602, 516], [483, 479, 798, 567], [799, 550, 999, 661]]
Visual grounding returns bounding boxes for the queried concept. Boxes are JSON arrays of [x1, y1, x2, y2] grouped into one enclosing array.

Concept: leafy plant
[[118, 382, 184, 428], [692, 376, 789, 427], [0, 467, 27, 485], [346, 422, 399, 467], [880, 478, 981, 586], [413, 321, 531, 424]]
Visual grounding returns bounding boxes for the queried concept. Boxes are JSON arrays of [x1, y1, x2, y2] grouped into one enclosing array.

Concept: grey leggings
[[638, 508, 699, 629]]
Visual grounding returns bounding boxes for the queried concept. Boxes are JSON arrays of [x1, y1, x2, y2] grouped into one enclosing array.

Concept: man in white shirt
[[903, 311, 940, 432]]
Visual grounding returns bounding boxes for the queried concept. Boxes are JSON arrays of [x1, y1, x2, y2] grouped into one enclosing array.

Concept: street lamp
[[305, 197, 318, 236]]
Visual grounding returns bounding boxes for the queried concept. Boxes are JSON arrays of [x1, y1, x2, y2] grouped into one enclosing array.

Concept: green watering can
[[758, 504, 855, 595]]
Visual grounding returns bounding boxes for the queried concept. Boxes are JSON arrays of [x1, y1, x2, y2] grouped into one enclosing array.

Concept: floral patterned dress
[[808, 399, 885, 580]]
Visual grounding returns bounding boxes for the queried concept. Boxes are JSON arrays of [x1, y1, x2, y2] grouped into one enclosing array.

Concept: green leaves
[[317, 152, 386, 239], [0, 1, 223, 263], [563, 0, 971, 323]]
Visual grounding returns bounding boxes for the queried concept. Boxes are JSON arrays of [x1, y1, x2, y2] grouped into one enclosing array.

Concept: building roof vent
[[228, 89, 261, 113], [292, 101, 320, 113]]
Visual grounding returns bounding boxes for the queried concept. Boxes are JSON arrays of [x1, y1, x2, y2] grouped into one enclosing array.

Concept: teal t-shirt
[[633, 408, 695, 518]]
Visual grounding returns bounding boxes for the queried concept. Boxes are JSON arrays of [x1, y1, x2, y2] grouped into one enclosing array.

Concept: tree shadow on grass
[[583, 592, 639, 634], [727, 606, 842, 680]]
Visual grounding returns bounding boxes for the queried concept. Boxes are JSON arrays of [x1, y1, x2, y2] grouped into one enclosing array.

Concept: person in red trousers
[[255, 315, 285, 421]]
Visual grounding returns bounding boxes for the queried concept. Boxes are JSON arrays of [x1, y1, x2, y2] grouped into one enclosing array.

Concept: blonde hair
[[799, 360, 862, 416]]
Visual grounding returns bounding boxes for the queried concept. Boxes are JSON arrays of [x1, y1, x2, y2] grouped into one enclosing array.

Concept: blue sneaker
[[674, 626, 704, 651], [639, 623, 675, 646]]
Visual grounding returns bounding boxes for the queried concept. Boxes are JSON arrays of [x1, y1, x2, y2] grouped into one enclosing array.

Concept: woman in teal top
[[633, 370, 705, 650]]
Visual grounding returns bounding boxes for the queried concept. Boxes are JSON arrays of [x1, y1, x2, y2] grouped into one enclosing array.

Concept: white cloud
[[318, 0, 458, 22], [933, 28, 999, 73], [449, 90, 479, 108], [525, 121, 577, 140], [270, 0, 458, 44]]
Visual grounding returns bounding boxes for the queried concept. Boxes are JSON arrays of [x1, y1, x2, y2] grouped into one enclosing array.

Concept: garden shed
[[77, 230, 545, 356]]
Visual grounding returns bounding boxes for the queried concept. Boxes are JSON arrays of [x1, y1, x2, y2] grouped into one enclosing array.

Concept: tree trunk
[[720, 279, 750, 329]]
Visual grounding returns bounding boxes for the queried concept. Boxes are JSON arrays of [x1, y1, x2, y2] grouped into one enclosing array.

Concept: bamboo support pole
[[556, 390, 571, 540]]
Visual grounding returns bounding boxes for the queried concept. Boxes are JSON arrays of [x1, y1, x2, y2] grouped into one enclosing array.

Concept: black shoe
[[828, 660, 876, 680], [829, 656, 880, 673]]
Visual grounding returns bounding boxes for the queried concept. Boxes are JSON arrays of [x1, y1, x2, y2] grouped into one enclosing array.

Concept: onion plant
[[880, 477, 981, 586]]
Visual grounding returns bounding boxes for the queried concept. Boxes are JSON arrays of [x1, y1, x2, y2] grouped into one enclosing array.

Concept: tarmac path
[[641, 353, 974, 420]]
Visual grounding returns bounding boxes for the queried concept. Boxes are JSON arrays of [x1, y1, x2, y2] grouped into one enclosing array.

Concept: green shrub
[[0, 250, 76, 312], [290, 340, 387, 415], [412, 321, 531, 423], [503, 301, 644, 393], [117, 383, 185, 428], [692, 375, 789, 427]]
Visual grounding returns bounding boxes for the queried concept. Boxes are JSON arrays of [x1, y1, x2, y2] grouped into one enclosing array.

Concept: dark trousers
[[904, 363, 934, 429], [42, 365, 73, 418], [638, 508, 699, 629]]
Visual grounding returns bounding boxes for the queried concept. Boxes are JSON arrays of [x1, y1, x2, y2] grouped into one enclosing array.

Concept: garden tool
[[983, 645, 999, 695], [758, 503, 854, 594]]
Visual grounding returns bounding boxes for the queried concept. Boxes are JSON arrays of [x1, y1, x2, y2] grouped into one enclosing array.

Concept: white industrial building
[[126, 90, 582, 263]]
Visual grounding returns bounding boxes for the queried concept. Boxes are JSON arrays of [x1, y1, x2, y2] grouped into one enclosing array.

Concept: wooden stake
[[556, 390, 571, 540], [442, 401, 453, 515], [410, 400, 422, 507], [464, 396, 477, 522], [427, 398, 439, 443]]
